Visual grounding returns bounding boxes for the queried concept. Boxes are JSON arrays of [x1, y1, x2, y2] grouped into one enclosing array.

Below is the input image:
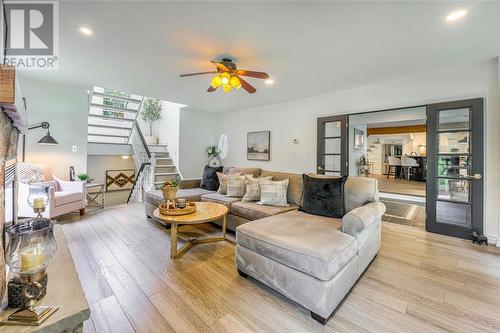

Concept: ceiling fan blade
[[236, 70, 269, 79], [211, 60, 229, 72], [207, 85, 218, 92], [237, 76, 257, 93], [179, 71, 217, 77]]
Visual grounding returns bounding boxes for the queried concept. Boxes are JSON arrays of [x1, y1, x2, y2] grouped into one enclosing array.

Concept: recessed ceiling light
[[77, 25, 93, 36], [265, 79, 274, 85], [446, 10, 467, 22]]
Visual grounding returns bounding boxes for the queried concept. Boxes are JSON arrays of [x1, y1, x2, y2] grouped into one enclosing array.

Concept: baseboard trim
[[484, 234, 498, 247]]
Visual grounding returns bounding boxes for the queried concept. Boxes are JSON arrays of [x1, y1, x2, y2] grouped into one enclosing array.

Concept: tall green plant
[[141, 98, 162, 136]]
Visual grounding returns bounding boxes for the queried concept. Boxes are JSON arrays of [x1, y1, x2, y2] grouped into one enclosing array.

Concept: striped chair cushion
[[257, 179, 289, 207], [17, 162, 43, 184], [226, 175, 246, 197]]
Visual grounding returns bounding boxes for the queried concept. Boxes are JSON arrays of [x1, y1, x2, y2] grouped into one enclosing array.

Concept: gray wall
[[87, 155, 135, 206], [179, 109, 217, 178], [18, 76, 89, 179]]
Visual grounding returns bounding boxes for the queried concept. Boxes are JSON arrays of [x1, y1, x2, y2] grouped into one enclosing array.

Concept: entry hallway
[[59, 204, 500, 333]]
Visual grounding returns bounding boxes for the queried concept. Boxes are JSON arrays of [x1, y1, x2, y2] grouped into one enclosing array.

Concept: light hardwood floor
[[373, 174, 426, 197], [59, 204, 500, 333]]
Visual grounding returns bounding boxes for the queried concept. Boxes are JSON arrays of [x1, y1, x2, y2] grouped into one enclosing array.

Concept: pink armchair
[[17, 163, 85, 218]]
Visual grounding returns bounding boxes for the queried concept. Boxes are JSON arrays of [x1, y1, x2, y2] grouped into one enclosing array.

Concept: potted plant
[[77, 174, 93, 183], [161, 176, 181, 209], [206, 145, 221, 167], [141, 97, 162, 145]]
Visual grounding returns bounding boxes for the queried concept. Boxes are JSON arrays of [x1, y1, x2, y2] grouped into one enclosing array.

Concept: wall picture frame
[[247, 131, 270, 161], [105, 169, 136, 191]]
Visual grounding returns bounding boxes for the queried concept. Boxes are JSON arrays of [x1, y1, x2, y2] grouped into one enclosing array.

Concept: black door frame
[[426, 98, 484, 238], [316, 97, 485, 239], [317, 115, 348, 175]]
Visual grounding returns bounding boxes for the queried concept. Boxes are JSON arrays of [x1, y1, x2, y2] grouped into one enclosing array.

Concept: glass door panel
[[426, 98, 483, 239], [438, 132, 470, 154], [437, 155, 470, 177], [324, 138, 341, 154], [317, 116, 347, 175]]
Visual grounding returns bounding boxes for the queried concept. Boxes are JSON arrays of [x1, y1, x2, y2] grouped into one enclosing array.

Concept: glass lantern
[[27, 185, 50, 218], [6, 219, 57, 276]]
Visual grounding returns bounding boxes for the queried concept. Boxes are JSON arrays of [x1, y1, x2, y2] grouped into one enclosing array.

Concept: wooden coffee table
[[153, 202, 229, 259]]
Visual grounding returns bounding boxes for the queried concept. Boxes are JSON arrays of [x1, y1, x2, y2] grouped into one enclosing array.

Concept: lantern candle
[[33, 197, 45, 209], [21, 246, 45, 272]]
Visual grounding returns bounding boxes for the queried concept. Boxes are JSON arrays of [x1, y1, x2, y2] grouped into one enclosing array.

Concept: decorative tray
[[159, 202, 197, 216]]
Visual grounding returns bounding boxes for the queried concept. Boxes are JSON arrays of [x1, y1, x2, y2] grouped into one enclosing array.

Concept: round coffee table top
[[153, 201, 228, 225]]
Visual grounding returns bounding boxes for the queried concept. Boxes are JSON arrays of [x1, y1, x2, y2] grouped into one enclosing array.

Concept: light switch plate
[[72, 145, 78, 152]]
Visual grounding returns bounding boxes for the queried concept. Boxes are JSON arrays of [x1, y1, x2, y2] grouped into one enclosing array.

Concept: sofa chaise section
[[235, 176, 385, 324]]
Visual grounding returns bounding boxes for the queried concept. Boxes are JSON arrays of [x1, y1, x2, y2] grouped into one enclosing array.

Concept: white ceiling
[[19, 1, 500, 113]]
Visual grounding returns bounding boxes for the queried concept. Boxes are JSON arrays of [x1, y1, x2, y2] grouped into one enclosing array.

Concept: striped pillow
[[226, 175, 246, 197], [17, 162, 43, 184], [257, 179, 289, 207], [217, 172, 241, 194], [242, 175, 273, 202]]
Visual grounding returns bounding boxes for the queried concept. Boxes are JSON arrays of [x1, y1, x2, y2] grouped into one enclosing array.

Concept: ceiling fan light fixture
[[210, 75, 222, 88], [221, 72, 231, 85], [229, 76, 241, 89], [222, 84, 231, 93]]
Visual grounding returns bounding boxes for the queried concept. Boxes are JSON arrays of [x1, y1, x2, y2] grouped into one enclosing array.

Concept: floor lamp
[[22, 121, 59, 162]]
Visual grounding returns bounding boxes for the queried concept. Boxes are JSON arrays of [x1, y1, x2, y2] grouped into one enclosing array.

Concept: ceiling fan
[[179, 58, 270, 94]]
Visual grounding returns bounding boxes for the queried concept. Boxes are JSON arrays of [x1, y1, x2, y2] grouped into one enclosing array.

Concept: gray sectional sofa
[[145, 167, 385, 324]]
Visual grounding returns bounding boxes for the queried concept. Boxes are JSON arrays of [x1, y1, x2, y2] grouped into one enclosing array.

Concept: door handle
[[470, 173, 482, 180]]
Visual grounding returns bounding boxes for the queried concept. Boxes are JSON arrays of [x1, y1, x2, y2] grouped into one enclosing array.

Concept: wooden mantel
[[0, 226, 90, 333]]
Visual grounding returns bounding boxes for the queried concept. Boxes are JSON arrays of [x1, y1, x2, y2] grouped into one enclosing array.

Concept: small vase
[[208, 158, 220, 167]]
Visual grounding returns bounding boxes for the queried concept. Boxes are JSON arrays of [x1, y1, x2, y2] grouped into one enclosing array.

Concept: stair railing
[[127, 119, 154, 203]]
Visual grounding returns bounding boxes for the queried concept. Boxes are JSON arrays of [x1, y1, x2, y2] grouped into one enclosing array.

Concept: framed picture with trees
[[247, 131, 270, 161]]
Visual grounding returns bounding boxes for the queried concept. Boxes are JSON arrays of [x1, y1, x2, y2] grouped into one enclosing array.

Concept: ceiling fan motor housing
[[220, 58, 236, 70]]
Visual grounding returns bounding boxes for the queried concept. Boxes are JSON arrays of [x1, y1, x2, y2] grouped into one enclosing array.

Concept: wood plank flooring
[[373, 174, 426, 197], [58, 204, 500, 333]]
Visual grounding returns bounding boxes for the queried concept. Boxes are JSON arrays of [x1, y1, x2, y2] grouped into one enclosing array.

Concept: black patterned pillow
[[300, 174, 347, 218]]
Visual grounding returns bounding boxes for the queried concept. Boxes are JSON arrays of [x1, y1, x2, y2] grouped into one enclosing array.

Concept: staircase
[[148, 144, 181, 189], [87, 87, 143, 144], [86, 86, 182, 203]]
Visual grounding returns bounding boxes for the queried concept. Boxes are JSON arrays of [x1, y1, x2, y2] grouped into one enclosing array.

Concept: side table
[[85, 183, 105, 211]]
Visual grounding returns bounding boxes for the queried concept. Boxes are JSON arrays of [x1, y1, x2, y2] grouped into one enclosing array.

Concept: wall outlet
[[72, 145, 78, 152]]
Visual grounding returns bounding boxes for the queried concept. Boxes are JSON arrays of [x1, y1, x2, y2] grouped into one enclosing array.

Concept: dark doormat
[[380, 200, 426, 229]]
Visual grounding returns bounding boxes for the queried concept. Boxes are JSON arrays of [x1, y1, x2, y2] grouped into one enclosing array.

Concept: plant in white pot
[[141, 98, 162, 145], [206, 145, 221, 167]]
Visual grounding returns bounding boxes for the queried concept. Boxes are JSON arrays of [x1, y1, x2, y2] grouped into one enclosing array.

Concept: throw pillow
[[217, 172, 242, 194], [257, 179, 289, 207], [300, 174, 347, 218], [17, 162, 43, 184], [242, 175, 273, 202], [200, 165, 223, 191], [226, 175, 246, 197]]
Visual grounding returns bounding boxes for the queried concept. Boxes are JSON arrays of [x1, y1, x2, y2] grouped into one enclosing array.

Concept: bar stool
[[387, 156, 401, 179], [400, 156, 418, 180]]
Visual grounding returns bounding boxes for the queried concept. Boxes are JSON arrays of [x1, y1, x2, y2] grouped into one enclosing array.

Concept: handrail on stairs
[[127, 98, 153, 203], [127, 120, 152, 203]]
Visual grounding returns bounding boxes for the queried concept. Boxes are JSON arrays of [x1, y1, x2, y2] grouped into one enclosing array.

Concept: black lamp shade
[[38, 131, 59, 145]]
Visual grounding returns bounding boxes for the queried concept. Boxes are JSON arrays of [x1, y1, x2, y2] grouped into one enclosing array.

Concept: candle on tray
[[177, 199, 186, 208]]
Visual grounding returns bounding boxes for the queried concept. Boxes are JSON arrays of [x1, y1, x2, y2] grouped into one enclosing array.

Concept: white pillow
[[226, 175, 246, 197], [257, 179, 289, 207], [242, 175, 273, 202]]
